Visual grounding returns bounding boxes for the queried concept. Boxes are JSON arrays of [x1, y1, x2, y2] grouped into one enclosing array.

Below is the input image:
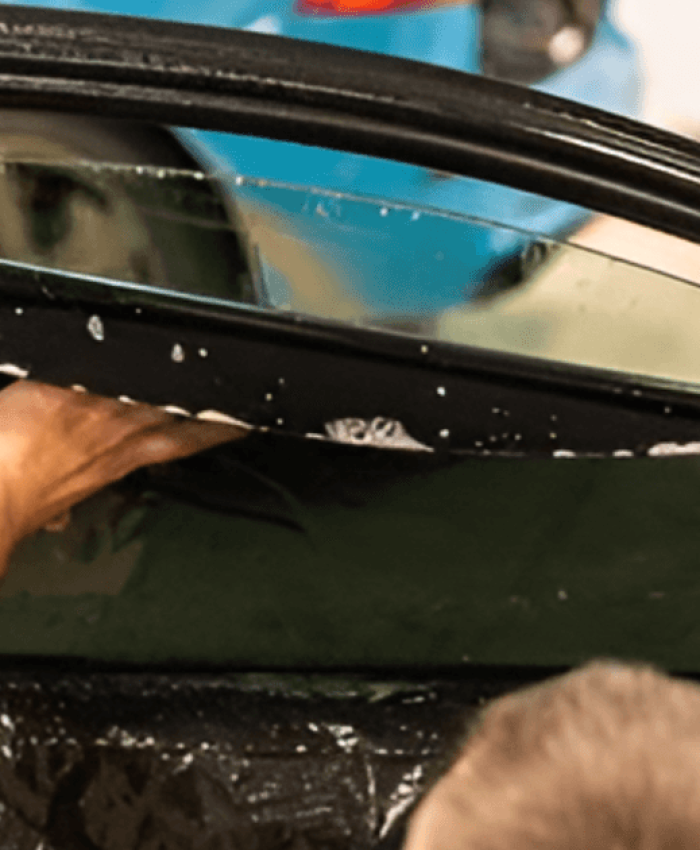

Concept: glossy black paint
[[2, 260, 700, 457]]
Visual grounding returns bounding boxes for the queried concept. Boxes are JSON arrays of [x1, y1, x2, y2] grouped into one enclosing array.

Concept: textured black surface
[[0, 667, 553, 850]]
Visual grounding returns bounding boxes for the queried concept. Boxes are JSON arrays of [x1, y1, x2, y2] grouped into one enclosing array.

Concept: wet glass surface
[[1, 159, 699, 390]]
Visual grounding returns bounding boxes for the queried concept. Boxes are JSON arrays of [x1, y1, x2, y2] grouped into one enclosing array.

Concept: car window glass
[[1, 158, 699, 390]]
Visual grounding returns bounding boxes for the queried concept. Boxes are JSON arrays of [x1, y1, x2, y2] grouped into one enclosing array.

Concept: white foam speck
[[648, 441, 700, 457], [87, 315, 104, 342], [0, 364, 28, 378], [196, 410, 252, 429], [161, 405, 191, 417]]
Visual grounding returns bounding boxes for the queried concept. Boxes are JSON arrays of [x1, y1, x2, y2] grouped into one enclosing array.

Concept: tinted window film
[[2, 158, 697, 389]]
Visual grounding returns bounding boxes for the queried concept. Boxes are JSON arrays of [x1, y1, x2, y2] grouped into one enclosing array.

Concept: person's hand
[[0, 380, 248, 574]]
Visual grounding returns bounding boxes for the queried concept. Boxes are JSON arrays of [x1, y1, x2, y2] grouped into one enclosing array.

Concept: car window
[[3, 157, 700, 391], [4, 138, 700, 673], [233, 175, 700, 389]]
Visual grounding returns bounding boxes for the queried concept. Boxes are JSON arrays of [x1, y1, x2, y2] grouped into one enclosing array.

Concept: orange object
[[295, 0, 468, 17]]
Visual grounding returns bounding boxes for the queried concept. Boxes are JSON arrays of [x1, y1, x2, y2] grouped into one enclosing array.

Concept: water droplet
[[549, 432, 557, 440], [514, 434, 522, 441], [162, 405, 190, 417], [492, 407, 500, 414], [14, 307, 23, 316], [664, 406, 672, 414], [87, 315, 104, 342], [420, 344, 429, 355], [234, 175, 245, 186], [171, 343, 185, 363], [278, 377, 286, 386], [439, 428, 450, 439], [379, 206, 389, 217], [410, 211, 421, 222], [436, 386, 446, 397], [474, 440, 484, 448], [198, 348, 208, 358], [276, 417, 284, 426], [265, 393, 273, 402]]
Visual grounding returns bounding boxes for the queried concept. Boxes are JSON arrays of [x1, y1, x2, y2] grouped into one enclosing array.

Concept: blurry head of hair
[[403, 660, 700, 850]]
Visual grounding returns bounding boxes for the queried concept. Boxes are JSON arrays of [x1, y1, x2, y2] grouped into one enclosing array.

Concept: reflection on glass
[[1, 160, 700, 389], [0, 160, 256, 305]]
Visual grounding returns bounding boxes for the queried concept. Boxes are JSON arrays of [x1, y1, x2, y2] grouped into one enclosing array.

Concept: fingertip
[[128, 421, 248, 469]]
